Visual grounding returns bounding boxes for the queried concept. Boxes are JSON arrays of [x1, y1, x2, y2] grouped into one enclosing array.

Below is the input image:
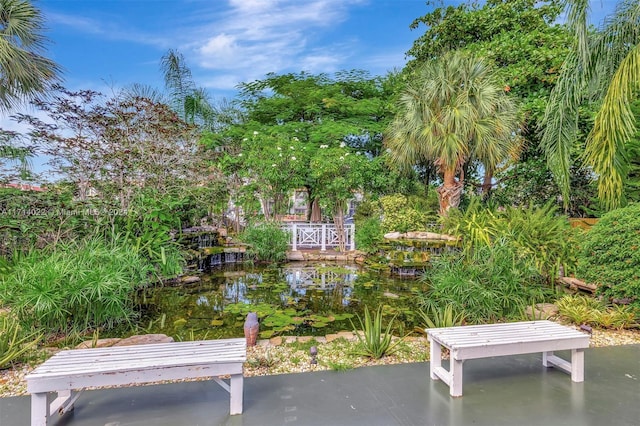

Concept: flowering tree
[[240, 131, 307, 220], [310, 144, 374, 250], [233, 71, 398, 222]]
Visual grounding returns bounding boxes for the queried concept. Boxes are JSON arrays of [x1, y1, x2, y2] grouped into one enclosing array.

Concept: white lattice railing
[[281, 222, 355, 251]]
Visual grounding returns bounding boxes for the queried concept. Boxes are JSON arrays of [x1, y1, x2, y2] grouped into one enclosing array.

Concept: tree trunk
[[310, 197, 322, 222], [481, 168, 493, 198], [437, 168, 463, 215], [259, 196, 272, 221], [333, 200, 346, 251]]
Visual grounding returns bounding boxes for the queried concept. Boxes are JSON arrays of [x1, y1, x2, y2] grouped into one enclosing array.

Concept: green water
[[136, 262, 428, 341]]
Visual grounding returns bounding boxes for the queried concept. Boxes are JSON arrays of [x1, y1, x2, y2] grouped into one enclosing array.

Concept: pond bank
[[285, 249, 365, 262]]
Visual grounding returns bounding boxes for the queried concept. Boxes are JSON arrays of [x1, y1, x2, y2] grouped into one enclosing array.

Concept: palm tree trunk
[[481, 168, 493, 197], [437, 168, 463, 215]]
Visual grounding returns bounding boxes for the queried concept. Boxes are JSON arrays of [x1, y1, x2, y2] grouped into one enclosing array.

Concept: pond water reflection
[[136, 263, 428, 340]]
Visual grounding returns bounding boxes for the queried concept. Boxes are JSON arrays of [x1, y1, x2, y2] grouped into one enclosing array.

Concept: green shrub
[[556, 294, 638, 329], [350, 305, 404, 359], [354, 217, 383, 254], [419, 242, 551, 323], [240, 222, 290, 263], [442, 199, 577, 282], [378, 194, 436, 233], [576, 203, 640, 308], [0, 314, 41, 369], [112, 190, 186, 277], [0, 237, 153, 334], [555, 295, 599, 325]]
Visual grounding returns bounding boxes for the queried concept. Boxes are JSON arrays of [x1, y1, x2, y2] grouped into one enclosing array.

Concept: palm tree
[[160, 49, 216, 129], [0, 0, 61, 113], [386, 51, 521, 214], [540, 0, 640, 210]]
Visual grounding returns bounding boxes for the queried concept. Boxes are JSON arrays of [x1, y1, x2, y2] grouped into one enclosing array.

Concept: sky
[[38, 0, 450, 101], [2, 0, 622, 177], [18, 0, 621, 106]]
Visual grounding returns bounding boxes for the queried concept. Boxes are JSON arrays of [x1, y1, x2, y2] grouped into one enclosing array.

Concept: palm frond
[[584, 44, 640, 210]]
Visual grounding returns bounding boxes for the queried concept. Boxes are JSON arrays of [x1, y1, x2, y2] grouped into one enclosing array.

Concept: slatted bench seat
[[427, 320, 590, 397], [26, 338, 246, 426]]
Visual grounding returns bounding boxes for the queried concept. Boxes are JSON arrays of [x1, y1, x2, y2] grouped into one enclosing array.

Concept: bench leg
[[542, 351, 553, 367], [229, 374, 243, 415], [429, 338, 442, 380], [450, 358, 464, 397], [31, 392, 50, 426], [571, 348, 584, 382]]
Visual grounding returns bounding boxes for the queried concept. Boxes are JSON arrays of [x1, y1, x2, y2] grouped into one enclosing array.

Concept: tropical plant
[[354, 216, 383, 254], [417, 304, 465, 330], [442, 199, 577, 281], [240, 222, 290, 263], [0, 236, 153, 334], [350, 305, 404, 359], [555, 294, 599, 325], [386, 51, 521, 214], [310, 145, 376, 250], [160, 49, 215, 128], [0, 0, 61, 112], [419, 242, 551, 323], [555, 294, 638, 329], [540, 0, 640, 210], [0, 314, 41, 369], [576, 203, 640, 309], [231, 70, 399, 223], [112, 191, 186, 277], [594, 305, 638, 330]]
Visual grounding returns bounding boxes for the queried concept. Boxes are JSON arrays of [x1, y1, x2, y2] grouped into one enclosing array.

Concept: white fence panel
[[282, 223, 355, 251]]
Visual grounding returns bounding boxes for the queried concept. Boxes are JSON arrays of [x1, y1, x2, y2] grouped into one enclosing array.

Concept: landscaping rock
[[75, 338, 122, 349], [325, 333, 340, 343], [337, 331, 355, 340], [286, 250, 305, 261], [384, 231, 459, 241], [525, 303, 559, 319], [114, 334, 174, 347], [180, 276, 201, 284], [269, 336, 283, 346]]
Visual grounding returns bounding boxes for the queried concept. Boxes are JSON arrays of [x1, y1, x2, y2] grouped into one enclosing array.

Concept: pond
[[135, 263, 429, 341]]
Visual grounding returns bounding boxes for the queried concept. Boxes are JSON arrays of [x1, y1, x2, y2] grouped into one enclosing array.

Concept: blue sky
[[37, 0, 620, 102], [4, 0, 619, 178], [39, 0, 447, 100]]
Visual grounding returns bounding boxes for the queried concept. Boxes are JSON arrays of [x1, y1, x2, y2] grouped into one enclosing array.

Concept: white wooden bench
[[427, 320, 590, 397], [26, 338, 246, 426]]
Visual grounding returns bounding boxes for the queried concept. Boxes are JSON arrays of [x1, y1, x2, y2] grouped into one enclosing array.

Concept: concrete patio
[[1, 344, 638, 426]]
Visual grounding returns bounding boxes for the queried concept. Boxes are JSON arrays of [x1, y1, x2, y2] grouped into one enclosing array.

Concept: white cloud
[[188, 0, 367, 89]]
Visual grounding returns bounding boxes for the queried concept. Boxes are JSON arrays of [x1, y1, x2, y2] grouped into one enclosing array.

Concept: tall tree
[[16, 87, 201, 209], [541, 0, 640, 209], [229, 70, 397, 222], [406, 0, 574, 202], [386, 51, 521, 214], [0, 0, 61, 113]]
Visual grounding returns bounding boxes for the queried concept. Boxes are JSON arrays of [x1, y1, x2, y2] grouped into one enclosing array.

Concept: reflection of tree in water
[[141, 263, 428, 337]]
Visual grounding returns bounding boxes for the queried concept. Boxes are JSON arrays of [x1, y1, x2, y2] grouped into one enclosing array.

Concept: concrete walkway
[[1, 344, 638, 426]]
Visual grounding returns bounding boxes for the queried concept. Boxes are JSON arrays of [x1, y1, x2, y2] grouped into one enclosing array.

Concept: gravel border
[[2, 324, 639, 399]]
